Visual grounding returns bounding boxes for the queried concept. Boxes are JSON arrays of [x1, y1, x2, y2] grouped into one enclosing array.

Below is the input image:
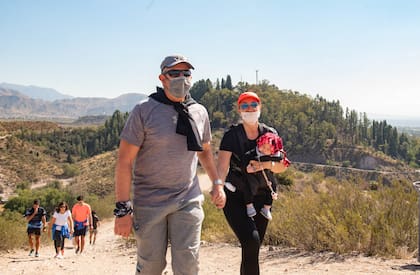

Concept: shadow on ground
[[396, 264, 420, 271]]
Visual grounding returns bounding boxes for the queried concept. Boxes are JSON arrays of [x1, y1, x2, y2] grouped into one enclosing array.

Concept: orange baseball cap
[[237, 91, 261, 105]]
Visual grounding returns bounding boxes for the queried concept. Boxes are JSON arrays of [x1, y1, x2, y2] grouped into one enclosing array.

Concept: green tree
[[225, 75, 233, 90]]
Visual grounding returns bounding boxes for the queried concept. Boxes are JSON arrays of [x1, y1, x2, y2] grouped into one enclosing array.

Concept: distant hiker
[[114, 54, 225, 274], [24, 199, 47, 257], [72, 195, 92, 254], [89, 210, 100, 245], [217, 91, 290, 274], [48, 201, 73, 259]]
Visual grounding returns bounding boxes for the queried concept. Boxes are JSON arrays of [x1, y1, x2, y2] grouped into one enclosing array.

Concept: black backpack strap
[[228, 124, 246, 172], [229, 123, 280, 172], [231, 123, 277, 164], [234, 124, 248, 162], [258, 122, 278, 136]]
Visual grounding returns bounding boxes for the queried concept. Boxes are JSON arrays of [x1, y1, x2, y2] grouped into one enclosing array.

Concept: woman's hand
[[210, 184, 226, 209], [247, 160, 264, 173]]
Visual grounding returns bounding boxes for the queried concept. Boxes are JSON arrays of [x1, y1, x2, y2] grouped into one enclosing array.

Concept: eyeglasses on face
[[239, 101, 259, 110], [165, 70, 192, 78]]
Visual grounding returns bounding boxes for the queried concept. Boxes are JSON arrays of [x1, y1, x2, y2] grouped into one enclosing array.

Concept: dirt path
[[2, 175, 420, 274], [2, 219, 420, 275], [2, 219, 420, 274]]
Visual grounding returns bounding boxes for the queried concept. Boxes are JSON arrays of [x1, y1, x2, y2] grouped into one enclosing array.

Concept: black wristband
[[113, 201, 133, 218]]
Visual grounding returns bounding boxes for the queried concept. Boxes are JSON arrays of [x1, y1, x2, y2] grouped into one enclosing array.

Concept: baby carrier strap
[[230, 123, 277, 169]]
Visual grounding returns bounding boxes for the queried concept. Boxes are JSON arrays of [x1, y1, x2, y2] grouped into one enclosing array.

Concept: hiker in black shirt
[[217, 91, 290, 275], [24, 199, 47, 257], [89, 210, 100, 245], [241, 132, 290, 220]]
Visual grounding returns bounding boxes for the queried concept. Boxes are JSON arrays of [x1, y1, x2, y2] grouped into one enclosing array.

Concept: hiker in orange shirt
[[71, 195, 92, 254]]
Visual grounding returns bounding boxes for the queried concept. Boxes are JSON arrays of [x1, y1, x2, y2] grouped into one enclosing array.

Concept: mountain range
[[2, 82, 420, 128], [0, 83, 147, 119]]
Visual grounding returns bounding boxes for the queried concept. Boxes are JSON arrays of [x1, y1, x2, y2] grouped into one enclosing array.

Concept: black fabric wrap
[[113, 201, 133, 218], [149, 87, 203, 151]]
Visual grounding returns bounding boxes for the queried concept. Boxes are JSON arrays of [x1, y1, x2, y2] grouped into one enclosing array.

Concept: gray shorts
[[133, 195, 204, 275]]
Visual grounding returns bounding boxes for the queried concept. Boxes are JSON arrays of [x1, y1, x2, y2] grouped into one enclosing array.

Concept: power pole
[[256, 70, 259, 85]]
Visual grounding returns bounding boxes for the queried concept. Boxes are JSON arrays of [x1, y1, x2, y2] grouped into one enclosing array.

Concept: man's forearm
[[115, 161, 133, 202], [26, 212, 36, 222], [198, 148, 219, 182]]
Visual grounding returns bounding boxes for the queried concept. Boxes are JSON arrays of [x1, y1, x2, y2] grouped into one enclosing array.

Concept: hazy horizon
[[2, 81, 420, 126]]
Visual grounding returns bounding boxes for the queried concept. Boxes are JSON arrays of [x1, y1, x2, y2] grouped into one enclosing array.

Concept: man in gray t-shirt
[[114, 54, 226, 275]]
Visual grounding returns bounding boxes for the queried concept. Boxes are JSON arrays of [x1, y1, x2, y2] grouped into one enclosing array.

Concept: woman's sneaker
[[28, 249, 34, 256], [247, 205, 257, 217], [260, 208, 273, 220]]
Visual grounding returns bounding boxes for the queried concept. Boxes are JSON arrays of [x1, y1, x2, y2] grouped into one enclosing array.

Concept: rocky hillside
[[68, 151, 117, 197], [0, 133, 63, 200]]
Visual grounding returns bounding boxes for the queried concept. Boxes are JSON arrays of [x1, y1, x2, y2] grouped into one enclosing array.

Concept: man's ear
[[158, 74, 165, 81]]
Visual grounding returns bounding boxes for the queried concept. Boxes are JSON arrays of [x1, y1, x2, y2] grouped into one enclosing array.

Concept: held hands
[[210, 184, 226, 209]]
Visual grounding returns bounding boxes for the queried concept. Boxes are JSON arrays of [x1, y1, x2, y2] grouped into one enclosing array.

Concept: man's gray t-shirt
[[120, 96, 211, 207]]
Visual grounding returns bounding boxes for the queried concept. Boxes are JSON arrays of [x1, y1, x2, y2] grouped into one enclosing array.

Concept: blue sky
[[1, 0, 420, 118]]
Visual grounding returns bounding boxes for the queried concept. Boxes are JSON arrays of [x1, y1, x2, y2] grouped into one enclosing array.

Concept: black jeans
[[223, 187, 269, 275]]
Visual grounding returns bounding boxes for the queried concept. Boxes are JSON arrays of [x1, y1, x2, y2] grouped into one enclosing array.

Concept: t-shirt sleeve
[[219, 128, 236, 152], [120, 104, 145, 147], [23, 208, 32, 217]]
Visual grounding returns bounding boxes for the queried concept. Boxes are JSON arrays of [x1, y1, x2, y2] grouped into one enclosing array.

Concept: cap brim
[[238, 95, 260, 104], [162, 61, 194, 72]]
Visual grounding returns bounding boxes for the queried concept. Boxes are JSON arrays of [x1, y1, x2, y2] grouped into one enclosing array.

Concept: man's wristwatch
[[213, 179, 223, 185]]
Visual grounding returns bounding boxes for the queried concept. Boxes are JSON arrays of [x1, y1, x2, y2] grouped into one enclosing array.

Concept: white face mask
[[241, 110, 260, 124]]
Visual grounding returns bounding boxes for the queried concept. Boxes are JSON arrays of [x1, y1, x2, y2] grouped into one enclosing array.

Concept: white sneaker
[[57, 254, 64, 259], [247, 205, 257, 217], [260, 208, 273, 220]]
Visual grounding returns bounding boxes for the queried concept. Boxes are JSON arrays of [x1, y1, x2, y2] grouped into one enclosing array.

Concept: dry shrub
[[265, 177, 418, 258], [0, 210, 29, 250]]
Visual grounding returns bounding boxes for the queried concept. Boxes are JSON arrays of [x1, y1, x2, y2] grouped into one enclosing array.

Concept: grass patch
[[201, 193, 236, 243]]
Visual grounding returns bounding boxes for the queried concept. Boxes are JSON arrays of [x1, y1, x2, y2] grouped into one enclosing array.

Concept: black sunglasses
[[239, 101, 259, 110], [165, 70, 192, 78]]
